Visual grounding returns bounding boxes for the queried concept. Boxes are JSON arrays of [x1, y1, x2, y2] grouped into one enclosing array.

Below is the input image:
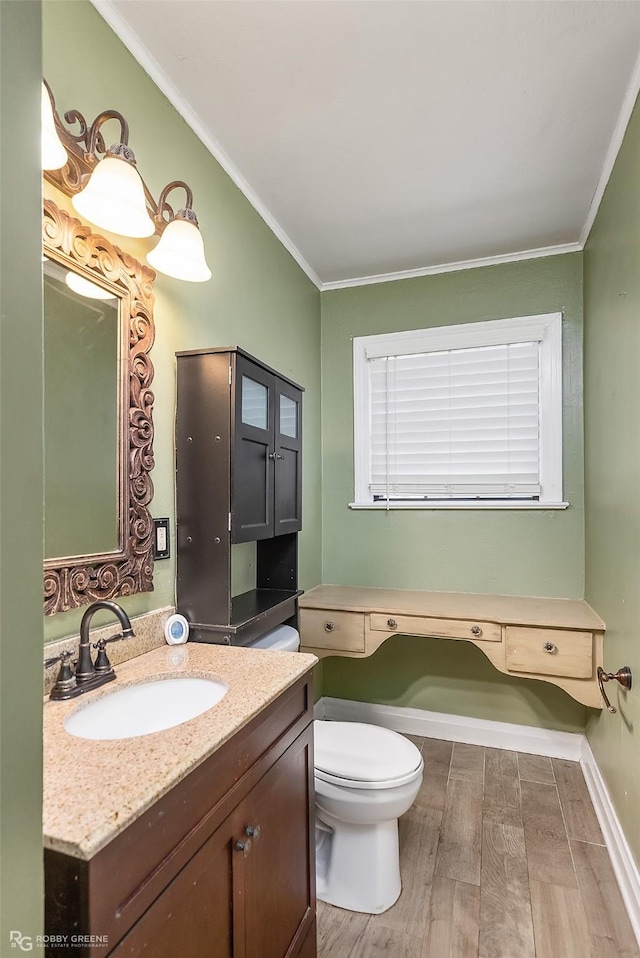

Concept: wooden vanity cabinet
[[45, 675, 316, 958]]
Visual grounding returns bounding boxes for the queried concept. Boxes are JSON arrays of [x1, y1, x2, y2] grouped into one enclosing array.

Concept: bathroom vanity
[[43, 644, 317, 958]]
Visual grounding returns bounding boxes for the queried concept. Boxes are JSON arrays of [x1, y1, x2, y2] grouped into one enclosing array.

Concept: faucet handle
[[92, 638, 113, 674], [51, 651, 76, 694]]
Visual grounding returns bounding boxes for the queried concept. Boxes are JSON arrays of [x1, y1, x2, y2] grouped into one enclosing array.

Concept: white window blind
[[369, 341, 541, 500]]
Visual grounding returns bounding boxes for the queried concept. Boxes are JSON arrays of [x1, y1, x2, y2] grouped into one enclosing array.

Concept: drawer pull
[[324, 621, 335, 632], [387, 618, 398, 629], [543, 642, 557, 654], [470, 625, 483, 637], [245, 824, 261, 841]]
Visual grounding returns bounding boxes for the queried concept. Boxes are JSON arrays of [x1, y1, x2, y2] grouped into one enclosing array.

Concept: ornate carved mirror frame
[[43, 199, 156, 614]]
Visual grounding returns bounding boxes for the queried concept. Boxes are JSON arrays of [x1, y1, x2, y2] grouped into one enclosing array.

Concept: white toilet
[[313, 720, 423, 914], [246, 625, 424, 915]]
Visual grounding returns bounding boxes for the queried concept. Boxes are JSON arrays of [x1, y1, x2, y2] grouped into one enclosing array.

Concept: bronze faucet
[[49, 600, 135, 701]]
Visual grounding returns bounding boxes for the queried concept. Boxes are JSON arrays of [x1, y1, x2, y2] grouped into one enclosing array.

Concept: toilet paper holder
[[597, 666, 632, 714]]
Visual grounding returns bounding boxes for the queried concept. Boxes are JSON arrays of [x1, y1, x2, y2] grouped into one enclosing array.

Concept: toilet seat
[[314, 720, 423, 790]]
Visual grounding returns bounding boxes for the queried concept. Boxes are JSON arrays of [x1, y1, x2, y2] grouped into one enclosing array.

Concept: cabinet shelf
[[231, 588, 303, 629], [189, 589, 302, 646]]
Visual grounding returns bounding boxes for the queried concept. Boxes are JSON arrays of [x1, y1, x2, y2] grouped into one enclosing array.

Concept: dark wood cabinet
[[175, 347, 304, 645], [109, 818, 235, 958], [45, 675, 316, 958], [233, 352, 302, 542]]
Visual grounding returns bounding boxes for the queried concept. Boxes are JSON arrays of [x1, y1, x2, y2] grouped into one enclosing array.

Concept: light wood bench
[[299, 585, 605, 708]]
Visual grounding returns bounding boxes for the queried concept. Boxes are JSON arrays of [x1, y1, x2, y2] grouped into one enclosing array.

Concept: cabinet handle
[[387, 618, 398, 629], [245, 824, 261, 841], [268, 452, 284, 461], [470, 625, 483, 637], [236, 838, 252, 857], [543, 641, 557, 654], [324, 621, 335, 632]]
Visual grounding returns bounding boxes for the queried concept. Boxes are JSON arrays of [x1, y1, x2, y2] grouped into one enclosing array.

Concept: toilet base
[[315, 813, 401, 915]]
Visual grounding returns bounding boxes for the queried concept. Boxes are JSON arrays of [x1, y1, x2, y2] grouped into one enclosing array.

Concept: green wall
[[584, 96, 640, 861], [42, 0, 322, 642], [0, 0, 45, 944], [321, 254, 589, 731]]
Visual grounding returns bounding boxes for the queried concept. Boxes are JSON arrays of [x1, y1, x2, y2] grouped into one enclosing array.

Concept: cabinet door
[[233, 356, 275, 542], [110, 817, 236, 958], [234, 727, 314, 958], [274, 380, 302, 536]]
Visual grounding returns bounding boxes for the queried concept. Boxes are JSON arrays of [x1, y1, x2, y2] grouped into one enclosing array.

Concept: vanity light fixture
[[147, 181, 212, 282], [41, 81, 68, 171], [42, 79, 211, 282], [72, 130, 155, 239]]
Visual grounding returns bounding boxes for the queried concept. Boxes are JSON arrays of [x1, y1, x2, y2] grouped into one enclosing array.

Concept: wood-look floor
[[316, 736, 639, 958]]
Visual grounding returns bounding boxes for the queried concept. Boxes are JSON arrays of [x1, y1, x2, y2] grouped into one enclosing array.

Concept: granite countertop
[[43, 643, 317, 861]]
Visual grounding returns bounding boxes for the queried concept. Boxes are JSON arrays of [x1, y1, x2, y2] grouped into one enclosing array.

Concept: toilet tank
[[246, 623, 300, 652]]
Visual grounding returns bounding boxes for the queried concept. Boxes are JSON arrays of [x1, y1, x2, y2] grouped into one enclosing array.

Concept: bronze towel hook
[[597, 666, 632, 714]]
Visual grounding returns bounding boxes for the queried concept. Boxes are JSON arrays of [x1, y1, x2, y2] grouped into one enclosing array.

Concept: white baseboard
[[581, 737, 640, 946], [315, 696, 640, 946], [317, 696, 584, 759]]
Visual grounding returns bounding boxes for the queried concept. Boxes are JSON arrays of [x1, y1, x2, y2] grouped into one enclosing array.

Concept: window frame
[[352, 312, 567, 510]]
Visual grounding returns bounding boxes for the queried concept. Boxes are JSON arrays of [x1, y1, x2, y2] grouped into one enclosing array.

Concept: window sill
[[349, 501, 570, 511]]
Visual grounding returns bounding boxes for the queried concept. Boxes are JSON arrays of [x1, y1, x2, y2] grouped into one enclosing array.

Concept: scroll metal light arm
[[597, 666, 632, 714]]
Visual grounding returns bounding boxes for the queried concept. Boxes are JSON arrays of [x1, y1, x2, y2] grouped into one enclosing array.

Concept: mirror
[[42, 199, 156, 615], [44, 257, 119, 558]]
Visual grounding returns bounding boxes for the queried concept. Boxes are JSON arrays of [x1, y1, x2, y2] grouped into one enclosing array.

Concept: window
[[352, 313, 565, 509]]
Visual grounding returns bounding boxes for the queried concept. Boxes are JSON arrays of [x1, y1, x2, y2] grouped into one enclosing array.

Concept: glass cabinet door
[[234, 357, 275, 542], [274, 382, 302, 536], [242, 376, 269, 431], [278, 394, 298, 440]]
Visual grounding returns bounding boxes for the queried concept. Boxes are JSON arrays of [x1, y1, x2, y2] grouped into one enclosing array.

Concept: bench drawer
[[299, 609, 365, 652], [369, 613, 501, 643], [505, 627, 593, 678]]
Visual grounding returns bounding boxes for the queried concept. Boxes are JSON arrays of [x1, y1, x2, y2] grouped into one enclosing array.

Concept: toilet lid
[[314, 721, 422, 786]]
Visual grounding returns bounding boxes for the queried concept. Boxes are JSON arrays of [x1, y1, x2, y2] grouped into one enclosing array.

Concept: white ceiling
[[95, 1, 640, 289]]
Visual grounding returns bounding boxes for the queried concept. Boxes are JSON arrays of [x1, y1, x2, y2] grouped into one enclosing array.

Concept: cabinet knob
[[470, 625, 483, 637], [543, 641, 557, 654], [245, 824, 261, 841], [236, 838, 252, 857], [387, 618, 398, 629], [324, 621, 335, 632], [268, 452, 284, 461]]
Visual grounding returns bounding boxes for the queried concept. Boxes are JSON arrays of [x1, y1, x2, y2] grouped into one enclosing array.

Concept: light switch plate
[[153, 518, 170, 560]]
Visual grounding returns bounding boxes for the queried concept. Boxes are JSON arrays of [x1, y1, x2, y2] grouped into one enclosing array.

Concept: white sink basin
[[63, 676, 228, 741]]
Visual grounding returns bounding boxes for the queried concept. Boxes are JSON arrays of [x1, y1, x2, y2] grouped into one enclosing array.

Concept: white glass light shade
[[146, 217, 212, 282], [41, 83, 67, 171], [72, 155, 155, 238], [65, 271, 117, 301]]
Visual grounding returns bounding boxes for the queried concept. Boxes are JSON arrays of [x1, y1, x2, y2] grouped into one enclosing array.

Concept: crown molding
[[579, 47, 640, 248], [319, 242, 583, 291], [91, 0, 323, 290]]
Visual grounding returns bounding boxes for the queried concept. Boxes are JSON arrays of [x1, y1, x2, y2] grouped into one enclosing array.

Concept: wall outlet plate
[[153, 518, 170, 559]]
